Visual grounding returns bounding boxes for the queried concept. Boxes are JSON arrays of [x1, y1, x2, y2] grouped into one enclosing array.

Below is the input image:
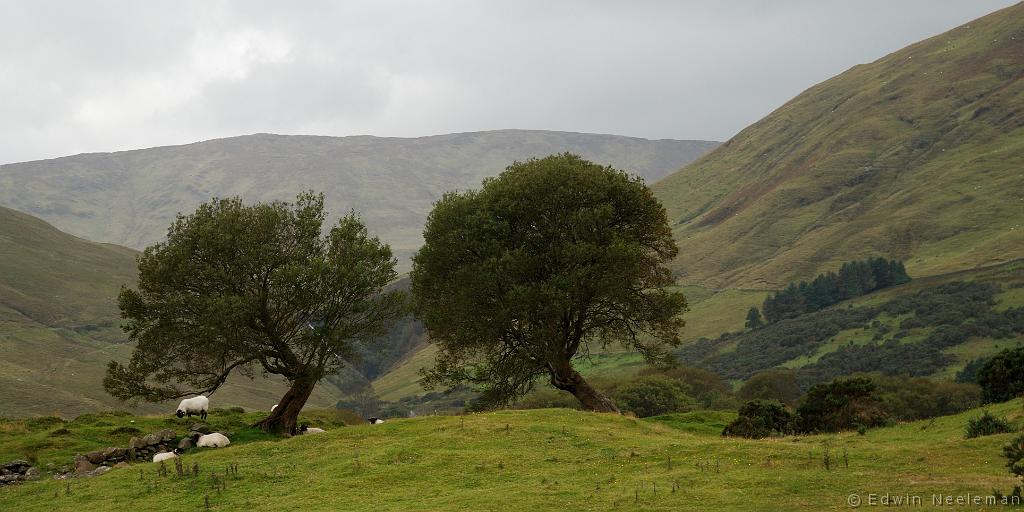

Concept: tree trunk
[[255, 372, 317, 435], [549, 363, 620, 413]]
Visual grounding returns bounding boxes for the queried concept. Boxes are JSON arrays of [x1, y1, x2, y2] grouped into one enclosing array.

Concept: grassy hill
[[679, 259, 1024, 386], [0, 130, 718, 271], [652, 3, 1024, 289], [1, 401, 1022, 510], [0, 206, 360, 418]]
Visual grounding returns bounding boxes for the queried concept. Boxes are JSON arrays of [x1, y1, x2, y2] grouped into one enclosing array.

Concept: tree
[[738, 369, 802, 407], [722, 399, 797, 438], [977, 347, 1024, 403], [612, 376, 697, 417], [796, 377, 889, 433], [104, 193, 404, 434], [745, 306, 764, 329], [410, 153, 687, 412]]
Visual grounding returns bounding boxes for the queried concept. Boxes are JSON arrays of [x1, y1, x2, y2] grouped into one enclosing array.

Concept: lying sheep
[[299, 424, 325, 435], [191, 432, 230, 448], [368, 417, 385, 425], [153, 448, 184, 463], [175, 396, 209, 420]]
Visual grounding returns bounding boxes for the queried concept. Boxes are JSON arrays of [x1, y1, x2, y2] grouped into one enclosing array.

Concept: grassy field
[[1, 401, 1022, 511], [652, 3, 1024, 289]]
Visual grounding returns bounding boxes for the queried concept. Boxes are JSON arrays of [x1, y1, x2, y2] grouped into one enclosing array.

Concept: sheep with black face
[[175, 396, 209, 420]]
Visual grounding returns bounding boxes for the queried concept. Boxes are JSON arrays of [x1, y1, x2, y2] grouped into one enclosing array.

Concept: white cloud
[[0, 0, 1016, 163]]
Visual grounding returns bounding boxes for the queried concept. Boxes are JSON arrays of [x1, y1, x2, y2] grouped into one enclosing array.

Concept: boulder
[[140, 433, 161, 446], [85, 450, 107, 465], [177, 438, 194, 450], [0, 474, 20, 484], [102, 447, 126, 460], [128, 437, 141, 449], [85, 466, 111, 478], [189, 423, 211, 434], [158, 429, 176, 442], [74, 455, 96, 475], [23, 467, 40, 480]]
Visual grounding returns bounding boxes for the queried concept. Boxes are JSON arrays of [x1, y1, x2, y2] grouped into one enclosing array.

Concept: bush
[[871, 374, 981, 421], [796, 377, 889, 433], [978, 347, 1024, 403], [965, 411, 1014, 439], [722, 400, 797, 438], [738, 369, 802, 407], [514, 388, 583, 410], [612, 376, 698, 418], [639, 366, 737, 409]]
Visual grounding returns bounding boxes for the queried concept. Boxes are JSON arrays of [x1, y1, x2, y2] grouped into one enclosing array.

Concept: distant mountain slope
[[653, 3, 1024, 289], [0, 130, 718, 270], [0, 206, 351, 417]]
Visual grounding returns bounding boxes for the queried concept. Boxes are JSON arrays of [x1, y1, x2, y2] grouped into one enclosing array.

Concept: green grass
[[1, 401, 1023, 510], [652, 3, 1024, 289]]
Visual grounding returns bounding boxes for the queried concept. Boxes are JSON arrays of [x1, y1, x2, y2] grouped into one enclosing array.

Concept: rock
[[74, 455, 96, 475], [2, 460, 31, 472], [102, 446, 127, 460], [85, 466, 111, 477], [85, 450, 107, 465], [113, 462, 129, 469], [24, 467, 40, 480], [140, 433, 161, 446], [189, 423, 211, 434], [158, 429, 176, 442], [177, 438, 194, 450], [0, 474, 21, 484]]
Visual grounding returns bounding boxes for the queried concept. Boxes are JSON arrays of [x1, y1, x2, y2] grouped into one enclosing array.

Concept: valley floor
[[1, 401, 1022, 511]]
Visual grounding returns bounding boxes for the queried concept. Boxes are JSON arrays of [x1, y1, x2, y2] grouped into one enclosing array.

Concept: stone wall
[[0, 460, 39, 485], [74, 428, 178, 475]]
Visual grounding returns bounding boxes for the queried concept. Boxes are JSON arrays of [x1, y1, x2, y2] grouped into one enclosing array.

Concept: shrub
[[978, 347, 1024, 403], [965, 411, 1014, 439], [738, 369, 802, 407], [796, 377, 889, 433], [639, 366, 737, 409], [612, 376, 698, 418], [871, 374, 981, 421], [722, 400, 796, 438], [26, 416, 65, 430], [514, 388, 582, 410]]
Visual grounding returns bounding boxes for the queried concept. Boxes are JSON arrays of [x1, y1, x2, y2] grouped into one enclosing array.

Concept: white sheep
[[191, 432, 230, 448], [175, 396, 209, 420], [299, 424, 325, 435], [367, 417, 385, 425], [152, 448, 184, 463]]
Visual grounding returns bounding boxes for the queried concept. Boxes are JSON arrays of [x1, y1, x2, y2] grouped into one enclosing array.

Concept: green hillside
[[0, 207, 356, 417], [679, 259, 1024, 386], [653, 3, 1024, 289], [1, 401, 1022, 511], [0, 130, 718, 272]]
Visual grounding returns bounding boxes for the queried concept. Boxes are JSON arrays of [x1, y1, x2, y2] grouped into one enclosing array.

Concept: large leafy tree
[[411, 153, 687, 412], [104, 192, 404, 434]]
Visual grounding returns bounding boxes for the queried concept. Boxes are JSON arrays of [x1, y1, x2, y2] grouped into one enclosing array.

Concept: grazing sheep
[[191, 432, 230, 448], [367, 417, 385, 425], [175, 396, 209, 420], [299, 424, 325, 435], [152, 448, 184, 463]]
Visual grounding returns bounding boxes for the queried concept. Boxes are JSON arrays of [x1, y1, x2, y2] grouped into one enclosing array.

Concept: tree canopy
[[104, 192, 404, 434], [410, 153, 687, 412]]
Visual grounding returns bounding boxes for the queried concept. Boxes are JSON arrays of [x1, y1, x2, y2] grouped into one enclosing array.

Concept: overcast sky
[[0, 1, 1016, 164]]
